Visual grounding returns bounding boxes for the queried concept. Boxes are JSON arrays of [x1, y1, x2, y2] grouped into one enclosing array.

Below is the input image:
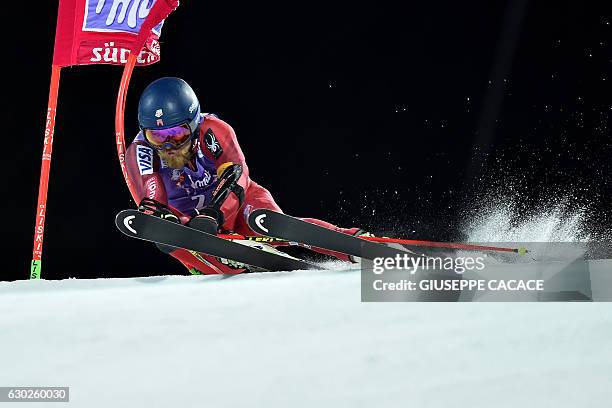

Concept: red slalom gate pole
[[115, 53, 139, 203], [31, 65, 62, 279]]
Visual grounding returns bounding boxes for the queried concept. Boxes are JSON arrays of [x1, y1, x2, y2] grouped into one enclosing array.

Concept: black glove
[[138, 198, 181, 254], [197, 206, 224, 227], [138, 198, 180, 223], [187, 208, 222, 235], [211, 163, 244, 209]]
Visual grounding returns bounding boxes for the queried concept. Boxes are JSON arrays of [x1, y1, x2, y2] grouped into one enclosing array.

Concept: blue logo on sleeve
[[136, 145, 154, 175]]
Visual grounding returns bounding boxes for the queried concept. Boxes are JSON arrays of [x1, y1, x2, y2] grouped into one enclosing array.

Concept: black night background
[[5, 1, 611, 281]]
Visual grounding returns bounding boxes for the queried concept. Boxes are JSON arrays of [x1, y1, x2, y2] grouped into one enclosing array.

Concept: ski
[[247, 209, 415, 260], [115, 209, 320, 272]]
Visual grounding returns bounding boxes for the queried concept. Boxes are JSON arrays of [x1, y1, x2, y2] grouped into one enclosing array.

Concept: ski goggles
[[143, 123, 194, 150]]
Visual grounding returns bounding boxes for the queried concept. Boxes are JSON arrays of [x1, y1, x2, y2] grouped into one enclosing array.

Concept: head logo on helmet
[[138, 77, 201, 136]]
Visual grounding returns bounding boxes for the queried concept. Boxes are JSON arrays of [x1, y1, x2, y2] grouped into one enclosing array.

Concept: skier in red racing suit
[[126, 77, 362, 274]]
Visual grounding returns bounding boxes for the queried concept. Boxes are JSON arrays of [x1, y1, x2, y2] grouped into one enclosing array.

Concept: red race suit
[[126, 114, 359, 274]]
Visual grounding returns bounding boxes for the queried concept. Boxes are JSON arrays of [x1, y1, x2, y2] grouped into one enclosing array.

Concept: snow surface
[[1, 268, 611, 407]]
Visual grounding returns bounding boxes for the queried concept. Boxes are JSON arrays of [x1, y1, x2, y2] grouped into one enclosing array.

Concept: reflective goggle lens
[[144, 124, 192, 149]]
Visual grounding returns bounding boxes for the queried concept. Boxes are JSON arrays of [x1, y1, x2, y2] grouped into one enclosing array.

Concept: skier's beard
[[158, 142, 193, 169]]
